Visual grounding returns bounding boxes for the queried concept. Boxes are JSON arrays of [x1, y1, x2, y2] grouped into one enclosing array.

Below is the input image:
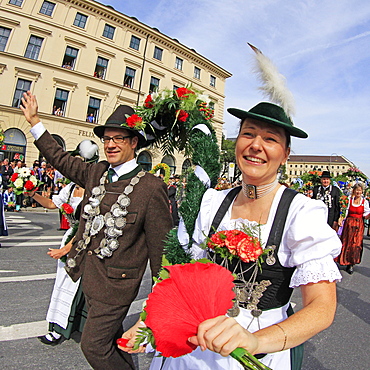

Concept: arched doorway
[[51, 134, 66, 150], [1, 128, 27, 162], [137, 150, 152, 171], [182, 158, 192, 174]]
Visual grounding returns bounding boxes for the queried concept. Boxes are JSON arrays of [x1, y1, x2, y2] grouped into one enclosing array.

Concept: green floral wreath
[[135, 86, 220, 263], [149, 163, 171, 183]]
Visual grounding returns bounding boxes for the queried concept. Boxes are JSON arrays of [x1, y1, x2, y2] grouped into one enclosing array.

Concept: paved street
[[0, 209, 369, 369]]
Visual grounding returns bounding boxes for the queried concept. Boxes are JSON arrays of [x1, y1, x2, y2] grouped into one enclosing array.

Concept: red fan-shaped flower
[[144, 262, 235, 358]]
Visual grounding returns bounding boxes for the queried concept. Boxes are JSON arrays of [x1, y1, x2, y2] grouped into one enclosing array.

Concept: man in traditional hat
[[20, 91, 172, 370], [313, 170, 341, 230]]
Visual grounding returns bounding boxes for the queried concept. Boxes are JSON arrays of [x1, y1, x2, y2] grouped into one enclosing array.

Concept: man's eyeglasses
[[100, 135, 131, 144]]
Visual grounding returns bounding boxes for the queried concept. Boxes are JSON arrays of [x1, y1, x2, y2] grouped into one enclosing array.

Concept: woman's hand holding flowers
[[188, 316, 259, 357]]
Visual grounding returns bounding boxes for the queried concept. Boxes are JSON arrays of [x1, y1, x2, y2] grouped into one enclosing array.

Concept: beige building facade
[[0, 0, 231, 173], [286, 154, 356, 183]]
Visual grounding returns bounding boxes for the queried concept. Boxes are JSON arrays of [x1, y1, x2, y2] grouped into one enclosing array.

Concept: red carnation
[[30, 170, 35, 175], [126, 114, 143, 128], [176, 109, 189, 123], [61, 203, 74, 214], [24, 180, 35, 191], [144, 94, 154, 108], [176, 87, 194, 99], [10, 173, 18, 182]]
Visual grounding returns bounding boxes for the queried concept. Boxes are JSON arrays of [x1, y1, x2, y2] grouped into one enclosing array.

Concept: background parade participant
[[312, 171, 341, 230]]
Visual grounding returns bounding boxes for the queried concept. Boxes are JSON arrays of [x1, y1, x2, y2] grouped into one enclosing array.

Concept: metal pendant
[[92, 186, 102, 196], [66, 258, 77, 268], [107, 239, 119, 251], [227, 302, 240, 317], [106, 216, 115, 227], [266, 256, 276, 265], [100, 246, 112, 257], [251, 309, 262, 318], [118, 194, 130, 207], [89, 197, 100, 208], [90, 215, 104, 235], [115, 216, 126, 228]]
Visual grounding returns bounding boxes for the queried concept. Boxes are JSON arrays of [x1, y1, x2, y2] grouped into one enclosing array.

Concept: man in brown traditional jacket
[[21, 91, 172, 369]]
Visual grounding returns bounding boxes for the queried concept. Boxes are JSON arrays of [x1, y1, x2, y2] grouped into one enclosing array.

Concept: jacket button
[[121, 273, 126, 278], [87, 251, 93, 256]]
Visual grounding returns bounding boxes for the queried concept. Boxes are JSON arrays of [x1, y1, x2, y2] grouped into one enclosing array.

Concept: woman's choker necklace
[[242, 178, 279, 199]]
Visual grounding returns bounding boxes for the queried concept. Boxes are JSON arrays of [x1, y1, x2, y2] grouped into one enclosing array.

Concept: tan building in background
[[286, 154, 355, 183], [0, 0, 231, 173]]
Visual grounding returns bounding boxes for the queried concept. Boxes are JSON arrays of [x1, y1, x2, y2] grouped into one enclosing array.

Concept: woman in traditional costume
[[27, 140, 98, 345], [335, 183, 370, 274], [120, 46, 342, 370]]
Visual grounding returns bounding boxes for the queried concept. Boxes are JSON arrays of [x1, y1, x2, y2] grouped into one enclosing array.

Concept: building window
[[62, 46, 78, 70], [124, 67, 136, 88], [194, 66, 201, 79], [40, 1, 55, 16], [94, 56, 108, 79], [24, 35, 43, 60], [0, 27, 11, 52], [52, 88, 69, 116], [149, 77, 159, 93], [182, 158, 192, 174], [210, 75, 216, 87], [129, 35, 140, 50], [153, 46, 163, 61], [12, 79, 31, 107], [9, 0, 23, 6], [175, 57, 183, 70], [137, 151, 152, 172], [73, 12, 87, 28], [102, 24, 115, 40], [87, 97, 101, 123]]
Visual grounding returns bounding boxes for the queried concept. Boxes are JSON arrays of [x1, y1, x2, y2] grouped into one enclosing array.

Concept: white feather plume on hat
[[248, 43, 295, 118]]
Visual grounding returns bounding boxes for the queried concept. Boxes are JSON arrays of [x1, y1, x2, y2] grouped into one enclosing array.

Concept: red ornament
[[144, 262, 235, 358], [116, 338, 129, 347]]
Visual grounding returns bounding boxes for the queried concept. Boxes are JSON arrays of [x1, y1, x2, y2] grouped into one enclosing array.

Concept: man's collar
[[109, 158, 138, 178]]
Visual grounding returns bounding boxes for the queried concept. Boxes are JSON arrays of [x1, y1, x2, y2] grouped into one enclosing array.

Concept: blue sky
[[106, 0, 370, 177]]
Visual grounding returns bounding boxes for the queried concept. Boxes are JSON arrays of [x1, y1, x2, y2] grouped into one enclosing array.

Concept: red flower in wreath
[[176, 87, 194, 99], [144, 94, 154, 108], [24, 180, 35, 191], [10, 173, 18, 182], [126, 114, 143, 128], [176, 109, 189, 123], [61, 203, 74, 215]]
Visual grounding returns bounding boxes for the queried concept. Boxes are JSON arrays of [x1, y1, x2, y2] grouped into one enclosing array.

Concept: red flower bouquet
[[207, 229, 263, 263], [9, 168, 42, 196], [131, 262, 271, 370]]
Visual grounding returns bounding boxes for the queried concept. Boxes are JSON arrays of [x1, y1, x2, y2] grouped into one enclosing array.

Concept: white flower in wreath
[[29, 175, 38, 186], [197, 93, 211, 104], [14, 177, 24, 188], [18, 168, 31, 177]]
